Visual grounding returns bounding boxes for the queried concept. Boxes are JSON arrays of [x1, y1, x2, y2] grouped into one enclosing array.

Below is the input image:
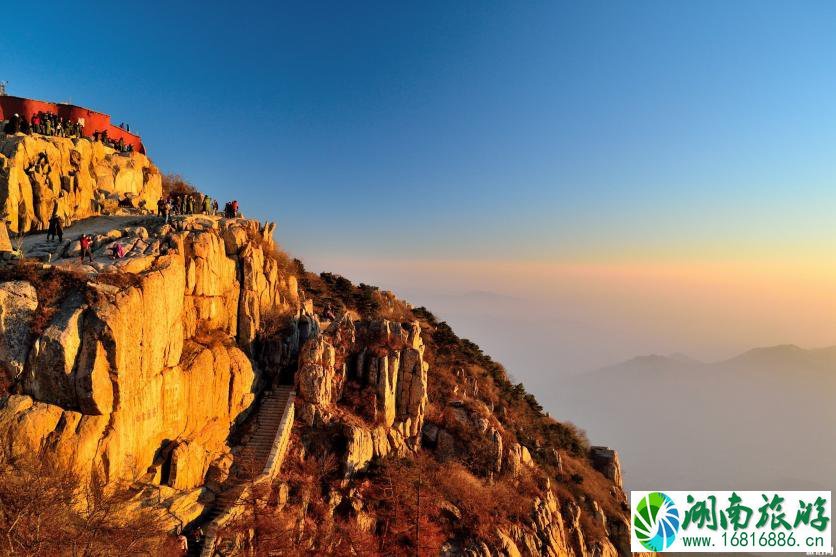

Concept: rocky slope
[[0, 134, 161, 234], [0, 133, 638, 555], [274, 275, 635, 556]]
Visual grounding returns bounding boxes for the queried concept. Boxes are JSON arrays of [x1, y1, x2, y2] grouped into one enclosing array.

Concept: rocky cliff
[[0, 135, 637, 555], [0, 214, 300, 528], [0, 134, 161, 233]]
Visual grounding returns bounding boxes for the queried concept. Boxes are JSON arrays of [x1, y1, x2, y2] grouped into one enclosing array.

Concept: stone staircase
[[187, 385, 295, 556]]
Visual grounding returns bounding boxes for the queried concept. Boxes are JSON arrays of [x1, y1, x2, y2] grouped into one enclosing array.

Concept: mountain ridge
[[596, 343, 836, 375]]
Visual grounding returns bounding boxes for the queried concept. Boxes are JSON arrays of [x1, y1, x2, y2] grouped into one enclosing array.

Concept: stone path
[[188, 385, 295, 556], [20, 214, 148, 253], [16, 214, 160, 274]]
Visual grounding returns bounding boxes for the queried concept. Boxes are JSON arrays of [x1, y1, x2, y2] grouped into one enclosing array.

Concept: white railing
[[199, 391, 295, 557]]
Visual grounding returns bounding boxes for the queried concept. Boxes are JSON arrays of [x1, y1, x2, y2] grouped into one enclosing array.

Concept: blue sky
[[4, 1, 835, 262]]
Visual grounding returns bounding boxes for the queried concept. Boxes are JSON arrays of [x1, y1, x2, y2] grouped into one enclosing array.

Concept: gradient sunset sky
[[4, 1, 836, 379]]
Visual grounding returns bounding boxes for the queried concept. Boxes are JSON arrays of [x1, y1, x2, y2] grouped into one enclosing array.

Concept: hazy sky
[[4, 1, 836, 377]]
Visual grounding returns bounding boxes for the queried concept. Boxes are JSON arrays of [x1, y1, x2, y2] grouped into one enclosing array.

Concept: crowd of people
[[92, 129, 134, 152], [33, 187, 243, 266], [157, 193, 231, 223], [4, 111, 83, 138], [223, 200, 239, 218], [3, 111, 134, 152]]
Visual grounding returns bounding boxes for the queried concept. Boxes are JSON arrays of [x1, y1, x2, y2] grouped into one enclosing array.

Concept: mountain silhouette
[[557, 344, 836, 493]]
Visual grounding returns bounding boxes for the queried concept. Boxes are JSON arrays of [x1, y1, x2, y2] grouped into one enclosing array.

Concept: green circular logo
[[634, 492, 680, 551]]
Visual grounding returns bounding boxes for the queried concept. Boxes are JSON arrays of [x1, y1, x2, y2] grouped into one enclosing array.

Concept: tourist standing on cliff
[[79, 234, 94, 264], [5, 113, 21, 134], [46, 216, 57, 242], [47, 215, 63, 243], [108, 242, 125, 259], [54, 216, 63, 242]]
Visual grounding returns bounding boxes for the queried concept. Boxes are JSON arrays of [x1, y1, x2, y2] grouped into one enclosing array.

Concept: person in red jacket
[[79, 234, 94, 264]]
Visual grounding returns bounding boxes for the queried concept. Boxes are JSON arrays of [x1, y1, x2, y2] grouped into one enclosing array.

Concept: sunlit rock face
[[0, 134, 162, 234], [0, 219, 298, 489]]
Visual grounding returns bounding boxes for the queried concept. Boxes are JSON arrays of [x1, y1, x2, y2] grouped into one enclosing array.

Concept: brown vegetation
[[0, 454, 175, 556], [298, 271, 415, 321], [288, 268, 618, 552], [0, 263, 89, 336], [160, 173, 198, 197], [414, 306, 589, 458], [258, 238, 300, 277]]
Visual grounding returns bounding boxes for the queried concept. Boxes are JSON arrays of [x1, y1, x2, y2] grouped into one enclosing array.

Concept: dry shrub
[[91, 270, 143, 290], [161, 172, 198, 196], [261, 241, 299, 276], [0, 262, 145, 337], [372, 289, 414, 322], [0, 263, 88, 335], [556, 455, 623, 519], [192, 324, 233, 348], [362, 455, 449, 556], [0, 453, 174, 556], [258, 306, 293, 339], [338, 380, 378, 424], [415, 307, 590, 458], [298, 271, 413, 320], [430, 461, 535, 540], [0, 364, 12, 393]]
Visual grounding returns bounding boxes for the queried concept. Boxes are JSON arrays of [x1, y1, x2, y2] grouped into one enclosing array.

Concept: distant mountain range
[[597, 344, 836, 375], [556, 344, 836, 493]]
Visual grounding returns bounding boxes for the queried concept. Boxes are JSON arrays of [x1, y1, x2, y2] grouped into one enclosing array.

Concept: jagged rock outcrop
[[0, 216, 299, 492], [504, 484, 617, 557], [295, 316, 429, 473], [438, 484, 622, 557], [0, 134, 161, 233], [0, 280, 37, 378], [589, 446, 623, 489], [506, 441, 535, 477]]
